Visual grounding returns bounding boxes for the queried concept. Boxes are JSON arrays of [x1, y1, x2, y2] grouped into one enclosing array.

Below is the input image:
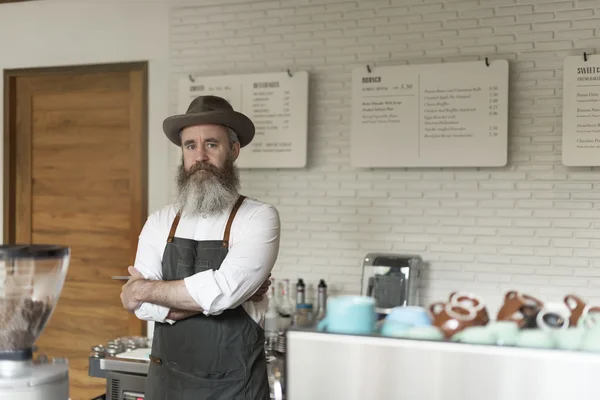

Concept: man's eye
[[207, 143, 217, 148], [187, 145, 196, 150]]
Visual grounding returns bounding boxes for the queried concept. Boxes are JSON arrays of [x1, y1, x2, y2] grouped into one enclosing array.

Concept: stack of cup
[[380, 306, 444, 341]]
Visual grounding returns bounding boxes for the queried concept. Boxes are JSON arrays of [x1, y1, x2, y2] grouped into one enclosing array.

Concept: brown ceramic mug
[[429, 301, 478, 339], [564, 294, 600, 328], [564, 294, 586, 327], [497, 290, 543, 324], [449, 291, 489, 326]]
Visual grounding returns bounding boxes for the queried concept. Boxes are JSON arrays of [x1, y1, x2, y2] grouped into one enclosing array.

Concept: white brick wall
[[169, 0, 600, 315]]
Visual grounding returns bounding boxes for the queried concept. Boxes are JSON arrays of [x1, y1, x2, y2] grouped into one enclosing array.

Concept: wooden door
[[3, 63, 148, 399]]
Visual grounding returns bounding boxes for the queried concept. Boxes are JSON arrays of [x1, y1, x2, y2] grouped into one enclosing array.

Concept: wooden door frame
[[3, 61, 149, 335]]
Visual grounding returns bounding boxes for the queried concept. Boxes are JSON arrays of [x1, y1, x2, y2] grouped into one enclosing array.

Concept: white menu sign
[[562, 55, 600, 166], [177, 71, 309, 169], [351, 60, 509, 168]]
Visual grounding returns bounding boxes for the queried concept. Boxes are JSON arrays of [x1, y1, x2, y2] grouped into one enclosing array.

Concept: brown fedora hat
[[163, 95, 255, 147]]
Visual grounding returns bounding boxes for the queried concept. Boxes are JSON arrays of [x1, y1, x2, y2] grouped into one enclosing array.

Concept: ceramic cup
[[564, 294, 600, 329], [429, 302, 478, 339], [516, 329, 554, 349], [449, 291, 490, 326], [536, 302, 570, 332], [579, 311, 600, 329], [554, 327, 586, 351], [497, 290, 543, 326], [380, 321, 412, 337], [398, 326, 444, 341], [386, 306, 432, 327], [564, 294, 587, 327], [452, 326, 496, 345], [486, 321, 520, 346], [580, 325, 600, 352], [317, 295, 376, 335]]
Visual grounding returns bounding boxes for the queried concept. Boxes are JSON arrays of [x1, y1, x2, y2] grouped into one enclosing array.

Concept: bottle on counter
[[277, 279, 295, 330], [264, 277, 278, 353], [296, 278, 305, 305], [314, 279, 328, 323], [293, 303, 313, 328]]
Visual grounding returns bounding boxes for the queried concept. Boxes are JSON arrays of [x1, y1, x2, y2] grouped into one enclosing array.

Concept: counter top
[[286, 329, 600, 400]]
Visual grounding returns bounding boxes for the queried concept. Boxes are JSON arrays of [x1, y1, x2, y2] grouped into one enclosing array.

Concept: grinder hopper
[[0, 245, 70, 361]]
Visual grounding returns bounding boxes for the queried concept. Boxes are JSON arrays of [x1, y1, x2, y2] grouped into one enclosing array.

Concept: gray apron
[[145, 195, 270, 400]]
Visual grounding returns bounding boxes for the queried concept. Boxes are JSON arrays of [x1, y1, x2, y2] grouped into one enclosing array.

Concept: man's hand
[[120, 266, 146, 312], [249, 274, 272, 302], [167, 309, 201, 321]]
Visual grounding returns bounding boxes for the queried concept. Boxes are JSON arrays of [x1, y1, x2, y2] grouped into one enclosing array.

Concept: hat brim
[[163, 110, 255, 147]]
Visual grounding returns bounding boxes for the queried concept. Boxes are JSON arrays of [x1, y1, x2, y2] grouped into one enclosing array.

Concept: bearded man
[[120, 95, 280, 400]]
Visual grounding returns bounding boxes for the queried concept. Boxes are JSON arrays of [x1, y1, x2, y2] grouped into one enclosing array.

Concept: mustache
[[187, 161, 218, 175]]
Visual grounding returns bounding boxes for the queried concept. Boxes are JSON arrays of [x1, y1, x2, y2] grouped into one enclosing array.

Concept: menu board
[[351, 60, 509, 168], [562, 55, 600, 166], [177, 71, 309, 169]]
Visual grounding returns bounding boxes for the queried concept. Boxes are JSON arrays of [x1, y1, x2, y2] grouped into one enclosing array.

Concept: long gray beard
[[175, 157, 240, 217]]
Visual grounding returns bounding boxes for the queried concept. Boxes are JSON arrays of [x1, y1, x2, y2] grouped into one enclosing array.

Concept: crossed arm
[[121, 267, 271, 320], [120, 204, 280, 322], [120, 267, 203, 320]]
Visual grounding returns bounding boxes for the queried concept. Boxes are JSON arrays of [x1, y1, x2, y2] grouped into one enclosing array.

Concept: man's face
[[176, 124, 241, 215], [181, 124, 240, 171]]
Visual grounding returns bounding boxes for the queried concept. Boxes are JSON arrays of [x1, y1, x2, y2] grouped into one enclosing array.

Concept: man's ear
[[231, 142, 241, 160]]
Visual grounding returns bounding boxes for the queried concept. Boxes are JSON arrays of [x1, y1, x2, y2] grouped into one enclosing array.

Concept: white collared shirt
[[133, 197, 280, 324]]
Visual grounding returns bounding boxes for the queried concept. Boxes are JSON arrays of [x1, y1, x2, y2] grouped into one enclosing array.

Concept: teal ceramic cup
[[487, 321, 520, 346], [317, 295, 376, 335], [381, 321, 412, 337], [516, 329, 555, 349], [452, 326, 496, 345], [400, 326, 444, 341], [386, 306, 432, 327], [554, 327, 586, 351], [579, 322, 600, 352]]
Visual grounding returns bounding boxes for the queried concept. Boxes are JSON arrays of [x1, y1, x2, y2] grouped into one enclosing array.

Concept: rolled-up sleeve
[[135, 302, 171, 323], [133, 213, 173, 323], [183, 204, 280, 315]]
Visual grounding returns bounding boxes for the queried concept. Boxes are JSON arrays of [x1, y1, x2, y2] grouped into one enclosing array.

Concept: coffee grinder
[[0, 245, 70, 400]]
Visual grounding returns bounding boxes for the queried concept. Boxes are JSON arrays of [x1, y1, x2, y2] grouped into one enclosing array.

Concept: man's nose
[[194, 147, 209, 162]]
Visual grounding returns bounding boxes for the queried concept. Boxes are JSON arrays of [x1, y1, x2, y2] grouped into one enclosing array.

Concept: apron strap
[[222, 195, 246, 248], [167, 213, 182, 243], [166, 195, 246, 245]]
